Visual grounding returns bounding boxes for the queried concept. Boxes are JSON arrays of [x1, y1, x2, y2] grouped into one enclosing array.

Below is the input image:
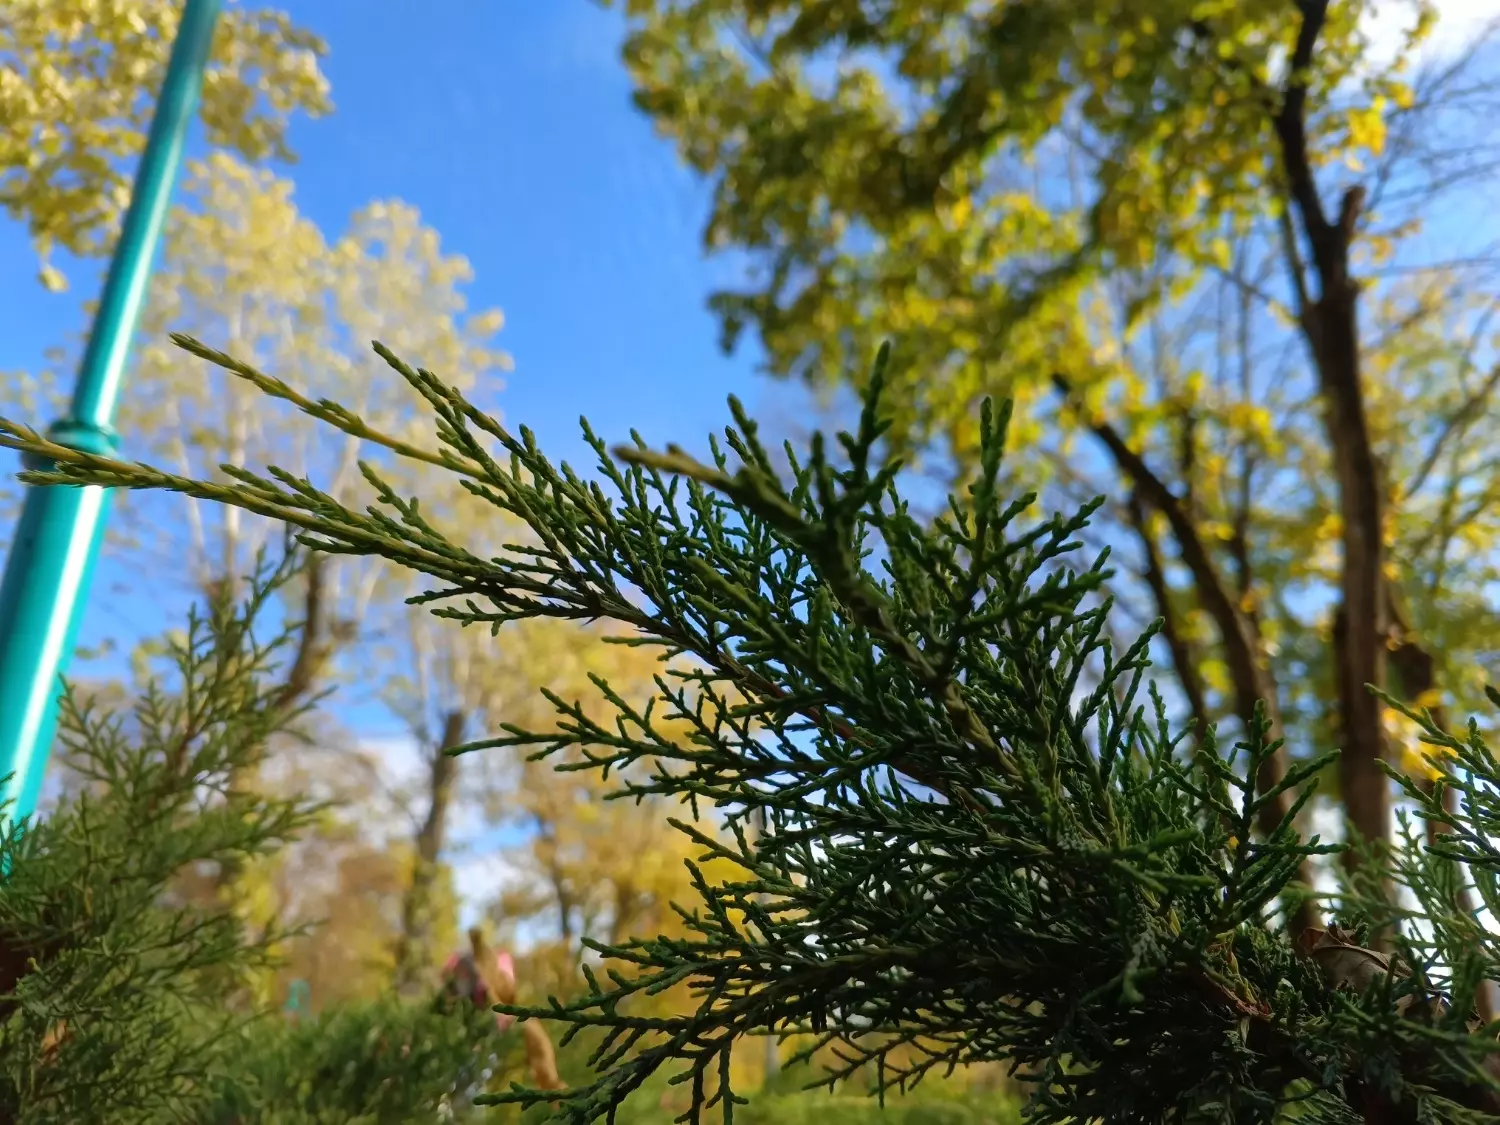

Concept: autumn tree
[[127, 155, 505, 901], [596, 0, 1500, 931], [1, 0, 331, 290], [227, 719, 431, 1012], [110, 150, 508, 678], [4, 149, 512, 976], [382, 489, 510, 991], [467, 614, 742, 1001]]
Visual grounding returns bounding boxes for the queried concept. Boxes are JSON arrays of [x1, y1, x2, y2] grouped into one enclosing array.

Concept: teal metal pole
[[0, 0, 223, 831]]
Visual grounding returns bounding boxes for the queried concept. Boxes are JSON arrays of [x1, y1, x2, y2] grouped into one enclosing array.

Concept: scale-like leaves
[[6, 338, 1500, 1125]]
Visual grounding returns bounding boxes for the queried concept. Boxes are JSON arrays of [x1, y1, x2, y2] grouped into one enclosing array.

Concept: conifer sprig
[[8, 338, 1500, 1125], [0, 549, 326, 1124]]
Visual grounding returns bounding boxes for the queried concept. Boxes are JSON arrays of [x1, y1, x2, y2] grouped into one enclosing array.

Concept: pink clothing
[[441, 948, 518, 1032]]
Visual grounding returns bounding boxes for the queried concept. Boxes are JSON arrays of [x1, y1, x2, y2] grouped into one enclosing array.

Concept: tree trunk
[[395, 709, 466, 988], [1127, 491, 1211, 746], [272, 554, 342, 712], [1269, 0, 1390, 896], [1062, 382, 1317, 935], [213, 554, 343, 896], [1387, 608, 1494, 1024], [1306, 284, 1387, 882]]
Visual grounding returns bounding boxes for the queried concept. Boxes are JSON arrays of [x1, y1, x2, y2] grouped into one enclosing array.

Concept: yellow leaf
[[1399, 743, 1443, 783], [37, 262, 67, 292], [1347, 101, 1387, 157]]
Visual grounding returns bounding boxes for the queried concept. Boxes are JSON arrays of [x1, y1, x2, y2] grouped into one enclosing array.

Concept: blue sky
[[1, 2, 820, 718], [4, 1, 1500, 930], [0, 2, 829, 924], [4, 0, 1494, 715]]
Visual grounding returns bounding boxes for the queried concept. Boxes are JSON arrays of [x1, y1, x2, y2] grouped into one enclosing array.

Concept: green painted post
[[283, 978, 310, 1021], [0, 0, 223, 831]]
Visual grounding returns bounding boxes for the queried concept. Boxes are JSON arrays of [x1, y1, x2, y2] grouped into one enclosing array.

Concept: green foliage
[[11, 338, 1500, 1124], [550, 1036, 1022, 1125], [202, 995, 519, 1125], [4, 0, 332, 286], [0, 549, 324, 1124], [729, 1087, 1020, 1125], [600, 0, 1429, 444], [595, 0, 1500, 820], [0, 542, 539, 1123]]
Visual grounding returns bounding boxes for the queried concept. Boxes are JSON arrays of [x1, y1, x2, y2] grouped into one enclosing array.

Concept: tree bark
[[272, 554, 341, 711], [1386, 593, 1494, 1024], [1126, 490, 1211, 745], [1269, 1, 1390, 891], [395, 709, 466, 988], [213, 554, 346, 896]]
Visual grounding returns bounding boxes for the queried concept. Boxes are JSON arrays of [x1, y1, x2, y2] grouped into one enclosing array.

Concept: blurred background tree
[[600, 0, 1500, 904], [2, 0, 330, 290]]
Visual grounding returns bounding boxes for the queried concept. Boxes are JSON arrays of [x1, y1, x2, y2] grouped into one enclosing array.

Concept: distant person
[[440, 926, 564, 1092]]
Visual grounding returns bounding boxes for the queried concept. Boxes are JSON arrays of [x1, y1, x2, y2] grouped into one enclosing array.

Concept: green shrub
[[0, 553, 509, 1124], [732, 1089, 1020, 1125], [203, 994, 521, 1124], [0, 553, 322, 1125]]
